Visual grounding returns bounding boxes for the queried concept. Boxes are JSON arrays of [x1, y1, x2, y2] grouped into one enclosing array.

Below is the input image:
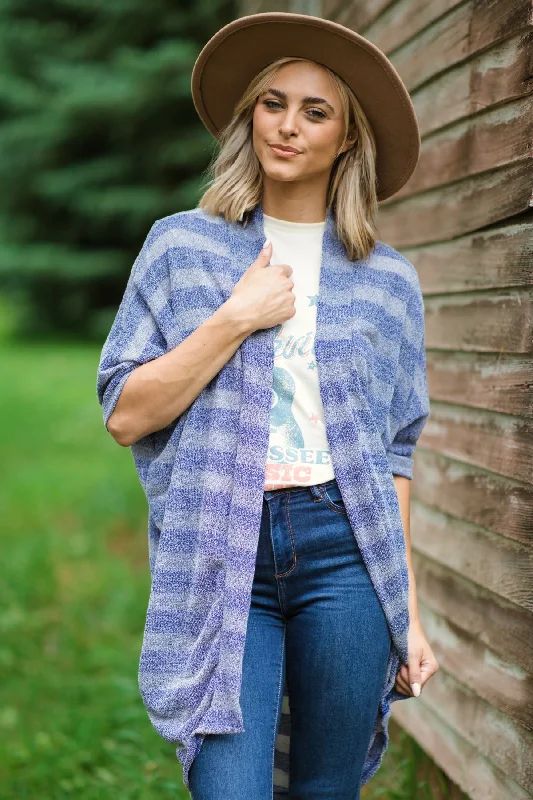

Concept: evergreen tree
[[0, 0, 236, 339]]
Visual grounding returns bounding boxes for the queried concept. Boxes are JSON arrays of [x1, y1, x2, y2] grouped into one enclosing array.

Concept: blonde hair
[[198, 56, 379, 261]]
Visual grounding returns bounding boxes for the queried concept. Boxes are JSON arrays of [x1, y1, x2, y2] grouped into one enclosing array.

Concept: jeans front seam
[[266, 498, 289, 620], [273, 492, 297, 579]]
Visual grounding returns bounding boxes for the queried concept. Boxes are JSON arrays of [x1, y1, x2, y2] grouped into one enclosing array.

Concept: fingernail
[[411, 682, 421, 697], [262, 238, 271, 250]]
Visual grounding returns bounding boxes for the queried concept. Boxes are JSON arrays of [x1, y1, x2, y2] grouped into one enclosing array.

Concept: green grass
[[1, 341, 189, 798], [0, 340, 464, 799]]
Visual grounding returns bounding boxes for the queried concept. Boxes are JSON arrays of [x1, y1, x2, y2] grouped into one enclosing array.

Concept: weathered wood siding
[[239, 2, 533, 797]]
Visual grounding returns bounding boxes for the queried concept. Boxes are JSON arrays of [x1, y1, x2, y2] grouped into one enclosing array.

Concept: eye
[[262, 100, 326, 120], [307, 108, 327, 119]]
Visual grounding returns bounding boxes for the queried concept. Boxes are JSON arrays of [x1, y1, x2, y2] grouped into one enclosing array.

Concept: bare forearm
[[393, 474, 419, 622], [108, 299, 253, 447]]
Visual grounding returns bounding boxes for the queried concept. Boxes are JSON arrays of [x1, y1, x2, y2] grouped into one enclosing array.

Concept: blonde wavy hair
[[198, 56, 379, 261]]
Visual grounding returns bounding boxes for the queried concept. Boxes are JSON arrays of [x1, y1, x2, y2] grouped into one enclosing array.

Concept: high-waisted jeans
[[188, 478, 392, 800]]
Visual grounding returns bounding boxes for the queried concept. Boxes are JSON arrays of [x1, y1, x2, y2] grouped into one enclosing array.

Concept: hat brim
[[191, 12, 420, 202]]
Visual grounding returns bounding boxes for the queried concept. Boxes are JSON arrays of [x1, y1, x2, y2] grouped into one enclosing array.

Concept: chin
[[262, 155, 302, 175], [262, 168, 302, 183]]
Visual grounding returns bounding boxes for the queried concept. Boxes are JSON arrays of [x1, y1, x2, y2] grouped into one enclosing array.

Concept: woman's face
[[252, 60, 352, 185]]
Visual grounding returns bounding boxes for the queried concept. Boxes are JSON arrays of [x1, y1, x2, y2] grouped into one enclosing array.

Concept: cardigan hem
[[169, 645, 411, 791], [154, 641, 412, 792]]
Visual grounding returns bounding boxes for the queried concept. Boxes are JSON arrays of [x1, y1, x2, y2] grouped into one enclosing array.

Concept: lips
[[269, 144, 301, 154]]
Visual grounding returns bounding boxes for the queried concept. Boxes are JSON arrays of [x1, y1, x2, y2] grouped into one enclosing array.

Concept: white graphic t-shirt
[[263, 212, 336, 491]]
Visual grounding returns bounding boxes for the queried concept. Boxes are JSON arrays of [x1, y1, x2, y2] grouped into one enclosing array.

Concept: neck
[[261, 179, 328, 223]]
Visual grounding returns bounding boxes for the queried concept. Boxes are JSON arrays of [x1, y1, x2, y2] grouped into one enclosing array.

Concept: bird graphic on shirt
[[270, 366, 304, 448]]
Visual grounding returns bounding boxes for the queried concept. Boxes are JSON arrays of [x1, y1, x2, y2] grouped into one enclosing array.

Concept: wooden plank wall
[[239, 1, 533, 798]]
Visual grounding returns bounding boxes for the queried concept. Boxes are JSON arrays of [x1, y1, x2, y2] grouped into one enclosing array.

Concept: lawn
[[0, 340, 462, 799]]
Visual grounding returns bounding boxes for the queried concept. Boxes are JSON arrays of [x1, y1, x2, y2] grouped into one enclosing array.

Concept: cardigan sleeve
[[96, 219, 171, 433], [385, 276, 430, 480]]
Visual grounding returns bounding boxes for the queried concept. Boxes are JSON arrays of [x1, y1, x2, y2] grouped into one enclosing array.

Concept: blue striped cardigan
[[96, 200, 430, 794]]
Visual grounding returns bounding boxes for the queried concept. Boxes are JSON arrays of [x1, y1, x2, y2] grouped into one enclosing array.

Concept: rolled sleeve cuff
[[100, 365, 136, 432], [386, 450, 414, 480]]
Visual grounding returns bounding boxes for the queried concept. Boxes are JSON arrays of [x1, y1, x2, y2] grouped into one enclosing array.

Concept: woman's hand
[[394, 618, 439, 697], [228, 240, 297, 332]]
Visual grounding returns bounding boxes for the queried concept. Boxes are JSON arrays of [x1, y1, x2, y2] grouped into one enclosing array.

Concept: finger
[[395, 681, 411, 696], [396, 675, 412, 696], [395, 671, 412, 694], [255, 239, 272, 265], [408, 652, 422, 697]]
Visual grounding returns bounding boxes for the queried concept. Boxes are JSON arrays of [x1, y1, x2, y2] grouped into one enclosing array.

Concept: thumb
[[409, 652, 422, 697], [255, 238, 272, 266]]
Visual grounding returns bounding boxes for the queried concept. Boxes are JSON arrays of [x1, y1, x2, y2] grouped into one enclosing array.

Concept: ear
[[341, 127, 358, 155]]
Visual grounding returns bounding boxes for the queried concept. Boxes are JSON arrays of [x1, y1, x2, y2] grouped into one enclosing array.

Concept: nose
[[277, 108, 300, 138]]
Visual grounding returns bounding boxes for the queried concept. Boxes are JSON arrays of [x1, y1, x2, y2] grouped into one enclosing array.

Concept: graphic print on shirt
[[270, 364, 304, 448], [265, 302, 335, 490]]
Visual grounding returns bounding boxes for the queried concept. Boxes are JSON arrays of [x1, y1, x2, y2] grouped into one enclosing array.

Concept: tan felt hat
[[191, 12, 420, 202]]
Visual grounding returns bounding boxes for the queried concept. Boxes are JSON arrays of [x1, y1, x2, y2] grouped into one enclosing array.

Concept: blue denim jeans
[[188, 479, 392, 799]]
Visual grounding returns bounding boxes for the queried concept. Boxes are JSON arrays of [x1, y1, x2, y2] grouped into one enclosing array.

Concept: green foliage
[[0, 0, 235, 340]]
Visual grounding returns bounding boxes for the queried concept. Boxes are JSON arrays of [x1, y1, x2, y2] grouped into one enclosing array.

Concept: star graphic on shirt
[[309, 412, 319, 424], [307, 294, 318, 307], [307, 360, 317, 371]]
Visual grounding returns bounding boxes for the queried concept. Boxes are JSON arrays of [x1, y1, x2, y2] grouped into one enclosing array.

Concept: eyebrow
[[259, 87, 335, 115]]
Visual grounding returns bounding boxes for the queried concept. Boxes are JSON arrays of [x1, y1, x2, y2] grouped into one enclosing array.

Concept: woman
[[96, 12, 439, 799]]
